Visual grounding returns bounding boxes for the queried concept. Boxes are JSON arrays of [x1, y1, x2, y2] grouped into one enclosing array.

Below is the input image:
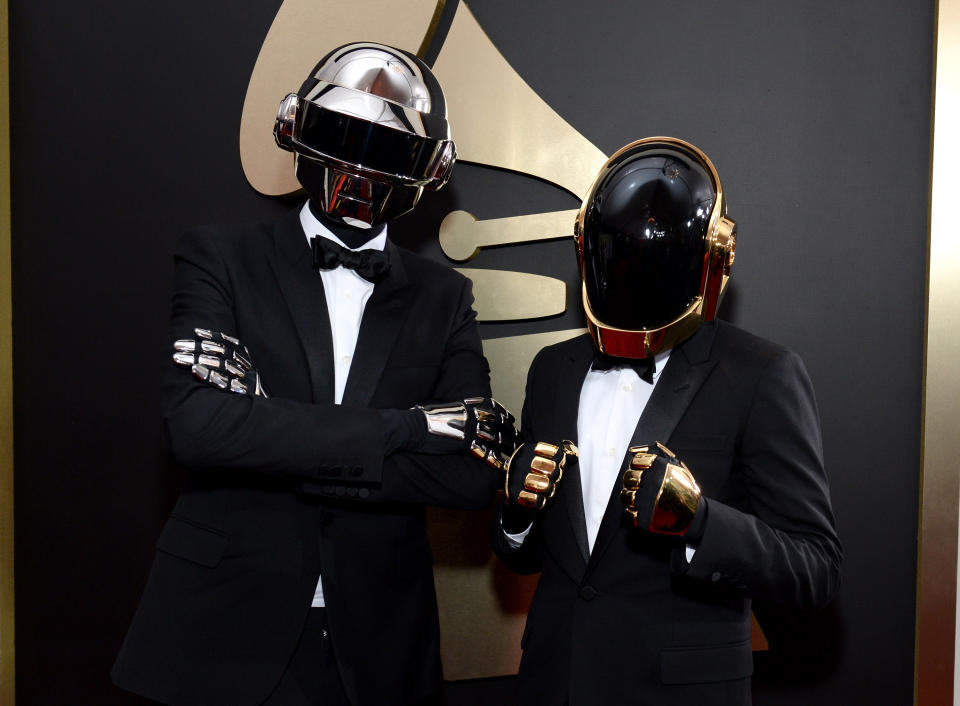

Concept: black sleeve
[[367, 276, 501, 509], [675, 349, 843, 610], [489, 349, 546, 574], [161, 229, 498, 510]]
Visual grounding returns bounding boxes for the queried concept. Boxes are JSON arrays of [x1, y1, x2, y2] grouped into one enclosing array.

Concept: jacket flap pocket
[[156, 515, 227, 567], [660, 639, 753, 684]]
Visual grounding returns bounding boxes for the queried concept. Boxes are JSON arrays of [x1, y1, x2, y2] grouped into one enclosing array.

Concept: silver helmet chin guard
[[275, 42, 456, 228]]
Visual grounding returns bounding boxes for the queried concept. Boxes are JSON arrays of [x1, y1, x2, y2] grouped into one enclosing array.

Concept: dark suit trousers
[[262, 609, 349, 706]]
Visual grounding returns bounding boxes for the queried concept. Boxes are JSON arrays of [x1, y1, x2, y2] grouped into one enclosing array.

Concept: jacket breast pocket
[[156, 514, 228, 568], [659, 638, 753, 684]]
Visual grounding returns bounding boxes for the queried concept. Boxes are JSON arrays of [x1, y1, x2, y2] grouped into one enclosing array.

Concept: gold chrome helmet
[[275, 42, 456, 227], [575, 137, 736, 358]]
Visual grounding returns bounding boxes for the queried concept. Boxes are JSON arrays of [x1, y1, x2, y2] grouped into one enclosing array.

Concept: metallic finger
[[475, 409, 496, 422], [631, 452, 657, 470], [233, 350, 253, 371], [173, 352, 195, 367], [524, 473, 551, 493], [208, 370, 229, 389], [476, 428, 496, 442], [623, 469, 643, 490], [197, 354, 221, 368], [469, 442, 487, 460], [200, 340, 226, 355], [194, 328, 213, 339], [221, 333, 240, 345], [229, 379, 248, 394], [534, 441, 560, 458], [530, 456, 556, 475], [485, 450, 503, 470], [191, 364, 210, 382], [517, 490, 540, 509], [224, 360, 245, 377], [173, 339, 196, 352]]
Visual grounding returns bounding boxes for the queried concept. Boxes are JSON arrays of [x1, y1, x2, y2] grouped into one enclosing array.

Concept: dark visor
[[581, 146, 717, 330], [294, 101, 449, 185]]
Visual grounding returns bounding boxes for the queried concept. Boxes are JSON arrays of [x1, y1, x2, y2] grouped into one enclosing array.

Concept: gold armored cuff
[[649, 460, 702, 535], [621, 443, 701, 534]]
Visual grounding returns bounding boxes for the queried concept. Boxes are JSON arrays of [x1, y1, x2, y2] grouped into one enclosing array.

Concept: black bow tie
[[312, 236, 391, 283], [591, 350, 656, 384]]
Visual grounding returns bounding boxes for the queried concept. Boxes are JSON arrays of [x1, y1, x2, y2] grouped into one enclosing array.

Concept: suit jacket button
[[579, 586, 598, 601], [711, 571, 723, 583], [358, 488, 370, 499], [335, 485, 346, 497], [346, 487, 357, 498]]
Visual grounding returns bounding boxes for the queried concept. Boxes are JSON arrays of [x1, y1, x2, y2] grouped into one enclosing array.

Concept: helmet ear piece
[[274, 93, 300, 152], [425, 141, 457, 191], [573, 216, 584, 269], [714, 217, 737, 273]]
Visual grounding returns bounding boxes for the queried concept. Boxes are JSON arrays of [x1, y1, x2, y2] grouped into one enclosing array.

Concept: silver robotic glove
[[172, 328, 268, 397], [416, 397, 518, 470]]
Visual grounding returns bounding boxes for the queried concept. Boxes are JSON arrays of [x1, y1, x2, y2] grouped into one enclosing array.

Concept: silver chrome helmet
[[275, 42, 456, 227]]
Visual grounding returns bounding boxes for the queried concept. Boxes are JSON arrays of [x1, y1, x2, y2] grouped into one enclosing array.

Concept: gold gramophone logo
[[239, 0, 607, 417]]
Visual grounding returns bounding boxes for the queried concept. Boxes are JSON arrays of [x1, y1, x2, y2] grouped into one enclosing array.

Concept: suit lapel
[[586, 323, 719, 570], [269, 209, 336, 404], [553, 336, 593, 566], [341, 242, 412, 407]]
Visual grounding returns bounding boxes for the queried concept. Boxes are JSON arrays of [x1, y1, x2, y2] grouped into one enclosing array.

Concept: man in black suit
[[113, 43, 515, 706], [492, 138, 842, 705]]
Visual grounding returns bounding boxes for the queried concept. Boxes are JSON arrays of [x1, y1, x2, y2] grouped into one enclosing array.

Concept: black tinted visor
[[581, 146, 717, 330], [294, 102, 448, 184]]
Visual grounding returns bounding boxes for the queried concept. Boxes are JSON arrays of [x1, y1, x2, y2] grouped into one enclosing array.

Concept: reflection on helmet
[[274, 42, 456, 227], [575, 138, 736, 358]]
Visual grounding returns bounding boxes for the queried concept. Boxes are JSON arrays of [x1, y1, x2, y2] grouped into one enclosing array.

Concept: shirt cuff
[[503, 518, 533, 547]]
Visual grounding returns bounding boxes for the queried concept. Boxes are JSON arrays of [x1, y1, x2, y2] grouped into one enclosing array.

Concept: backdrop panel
[[10, 1, 932, 703]]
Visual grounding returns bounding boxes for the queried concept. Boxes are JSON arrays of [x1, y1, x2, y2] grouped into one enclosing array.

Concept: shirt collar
[[299, 201, 388, 252]]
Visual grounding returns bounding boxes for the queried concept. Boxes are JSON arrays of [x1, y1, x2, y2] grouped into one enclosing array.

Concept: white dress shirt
[[505, 349, 678, 557], [576, 352, 670, 552], [299, 202, 387, 606]]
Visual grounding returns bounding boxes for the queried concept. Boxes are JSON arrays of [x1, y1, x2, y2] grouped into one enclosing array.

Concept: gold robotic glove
[[504, 440, 578, 511], [620, 442, 702, 535]]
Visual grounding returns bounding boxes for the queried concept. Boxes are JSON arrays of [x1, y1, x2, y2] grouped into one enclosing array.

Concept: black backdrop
[[10, 1, 933, 704]]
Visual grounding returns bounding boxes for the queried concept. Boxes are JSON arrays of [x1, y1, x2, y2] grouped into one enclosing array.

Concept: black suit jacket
[[112, 209, 500, 706], [492, 323, 841, 706]]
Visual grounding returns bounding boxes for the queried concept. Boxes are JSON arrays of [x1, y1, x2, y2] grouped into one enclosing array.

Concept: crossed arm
[[161, 230, 506, 509]]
